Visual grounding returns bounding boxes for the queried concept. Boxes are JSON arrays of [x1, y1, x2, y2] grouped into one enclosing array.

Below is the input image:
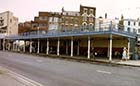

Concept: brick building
[[19, 5, 96, 34], [18, 21, 32, 33], [80, 5, 96, 31], [60, 7, 80, 32], [48, 12, 61, 31]]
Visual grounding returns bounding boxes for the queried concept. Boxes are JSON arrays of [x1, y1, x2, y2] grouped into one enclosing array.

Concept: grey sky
[[0, 0, 140, 22]]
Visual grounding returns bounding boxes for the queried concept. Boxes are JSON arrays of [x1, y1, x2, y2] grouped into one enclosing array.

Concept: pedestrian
[[122, 47, 127, 61], [91, 48, 95, 60], [126, 48, 129, 61]]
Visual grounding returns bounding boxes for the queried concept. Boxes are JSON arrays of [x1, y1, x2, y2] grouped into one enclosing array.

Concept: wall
[[124, 19, 140, 34], [0, 11, 18, 36], [9, 16, 18, 35], [48, 17, 59, 30], [79, 38, 128, 48], [0, 11, 9, 35]]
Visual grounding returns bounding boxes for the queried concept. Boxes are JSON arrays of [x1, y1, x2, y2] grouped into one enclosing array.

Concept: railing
[[6, 22, 136, 39]]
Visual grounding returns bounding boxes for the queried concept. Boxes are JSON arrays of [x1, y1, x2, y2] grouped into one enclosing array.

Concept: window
[[0, 19, 4, 26], [133, 28, 136, 33], [83, 8, 88, 13], [61, 18, 65, 22], [139, 22, 140, 26], [62, 12, 66, 15], [10, 19, 12, 23], [39, 24, 47, 28], [32, 24, 38, 28], [89, 16, 93, 22], [134, 22, 136, 26], [49, 17, 52, 22], [138, 29, 140, 33], [89, 24, 93, 29], [39, 16, 47, 21], [128, 21, 130, 25], [74, 19, 79, 24], [83, 23, 87, 29], [127, 27, 130, 32], [66, 12, 68, 15], [59, 18, 62, 22], [83, 15, 87, 21], [52, 17, 54, 22], [82, 23, 87, 30], [90, 9, 94, 14], [75, 13, 79, 16]]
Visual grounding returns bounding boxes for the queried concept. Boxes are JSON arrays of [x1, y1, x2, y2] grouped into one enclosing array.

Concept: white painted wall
[[48, 17, 59, 30], [0, 11, 18, 36], [95, 18, 119, 31], [124, 19, 140, 42], [124, 19, 140, 34]]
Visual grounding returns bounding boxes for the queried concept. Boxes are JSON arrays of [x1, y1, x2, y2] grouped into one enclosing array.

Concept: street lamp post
[[37, 26, 40, 54]]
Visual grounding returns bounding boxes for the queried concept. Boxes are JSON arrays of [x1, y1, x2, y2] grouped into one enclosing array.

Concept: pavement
[[117, 60, 140, 67], [58, 55, 140, 67], [41, 53, 140, 67], [0, 66, 25, 86], [10, 51, 140, 67]]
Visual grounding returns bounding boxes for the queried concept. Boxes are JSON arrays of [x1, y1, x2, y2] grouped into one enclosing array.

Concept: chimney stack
[[105, 13, 107, 19]]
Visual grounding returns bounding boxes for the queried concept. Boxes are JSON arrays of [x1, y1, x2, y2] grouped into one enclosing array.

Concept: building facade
[[123, 19, 139, 33], [0, 11, 18, 50], [95, 16, 119, 31], [34, 12, 49, 31], [18, 21, 32, 34], [48, 12, 61, 31], [60, 7, 80, 32], [29, 5, 96, 33], [80, 5, 96, 31], [123, 19, 140, 56], [0, 11, 18, 36]]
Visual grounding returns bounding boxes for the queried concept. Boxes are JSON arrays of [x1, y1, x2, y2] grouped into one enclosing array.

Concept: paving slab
[[117, 60, 140, 67]]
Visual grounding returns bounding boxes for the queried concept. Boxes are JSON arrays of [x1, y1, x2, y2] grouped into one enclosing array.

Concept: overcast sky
[[0, 0, 140, 22]]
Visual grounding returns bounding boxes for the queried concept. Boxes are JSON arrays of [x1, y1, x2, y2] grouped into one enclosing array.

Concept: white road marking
[[36, 60, 43, 63], [22, 61, 32, 64], [1, 67, 44, 86], [96, 70, 112, 74]]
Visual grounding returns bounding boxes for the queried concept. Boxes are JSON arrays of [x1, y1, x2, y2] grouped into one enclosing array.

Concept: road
[[0, 51, 140, 86]]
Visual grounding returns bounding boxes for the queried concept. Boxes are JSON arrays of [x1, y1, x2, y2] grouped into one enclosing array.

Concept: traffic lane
[[0, 56, 98, 86], [1, 51, 140, 79], [0, 51, 140, 86]]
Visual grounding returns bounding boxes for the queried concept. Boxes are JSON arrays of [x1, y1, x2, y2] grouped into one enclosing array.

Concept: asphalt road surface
[[0, 51, 140, 86]]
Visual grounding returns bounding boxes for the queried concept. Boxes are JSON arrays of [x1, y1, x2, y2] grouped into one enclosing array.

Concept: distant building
[[123, 19, 138, 33], [29, 5, 96, 33], [95, 16, 119, 31], [123, 18, 140, 56], [123, 19, 140, 46], [0, 11, 18, 36], [80, 5, 96, 31], [31, 20, 38, 31], [48, 12, 61, 31], [60, 7, 80, 32], [18, 21, 32, 34], [35, 12, 49, 31]]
